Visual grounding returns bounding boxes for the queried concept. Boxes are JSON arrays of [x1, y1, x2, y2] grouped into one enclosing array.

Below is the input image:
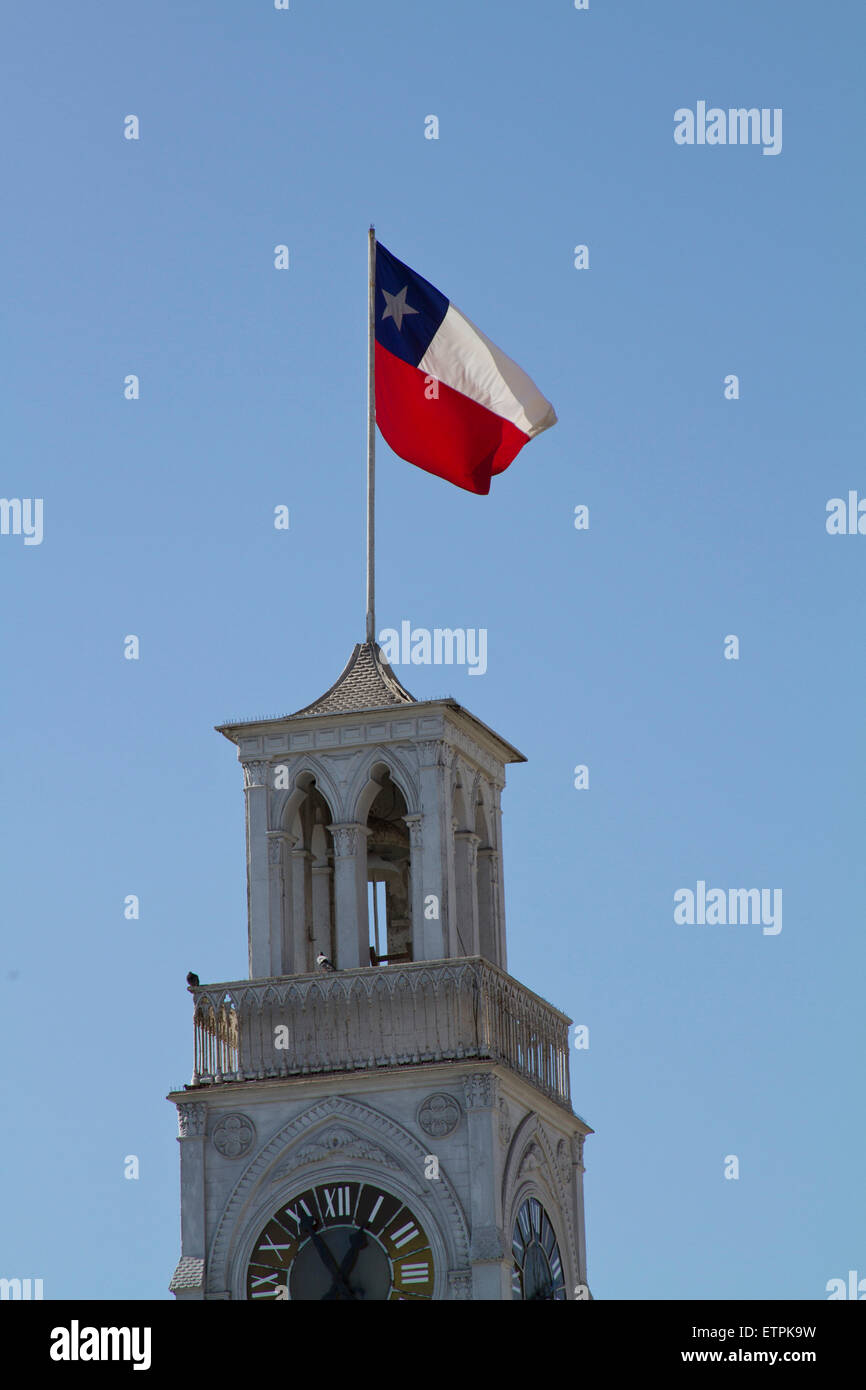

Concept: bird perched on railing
[[316, 953, 337, 972], [186, 971, 200, 989]]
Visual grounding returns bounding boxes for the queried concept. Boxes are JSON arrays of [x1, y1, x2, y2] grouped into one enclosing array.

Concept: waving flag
[[374, 241, 557, 495]]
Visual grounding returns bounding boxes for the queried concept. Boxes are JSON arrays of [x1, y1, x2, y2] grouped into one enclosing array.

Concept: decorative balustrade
[[189, 957, 571, 1109]]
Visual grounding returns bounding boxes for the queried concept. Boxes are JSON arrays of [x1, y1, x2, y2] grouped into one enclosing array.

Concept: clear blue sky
[[2, 0, 863, 1300]]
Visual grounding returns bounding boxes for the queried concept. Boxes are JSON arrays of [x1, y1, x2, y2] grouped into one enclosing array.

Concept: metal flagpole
[[365, 225, 376, 644]]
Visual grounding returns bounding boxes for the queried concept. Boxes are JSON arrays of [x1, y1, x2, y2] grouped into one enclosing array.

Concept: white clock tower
[[168, 642, 591, 1300]]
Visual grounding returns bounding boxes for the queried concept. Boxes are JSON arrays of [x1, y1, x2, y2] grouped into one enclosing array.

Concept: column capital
[[176, 1102, 207, 1138], [328, 823, 370, 858], [266, 831, 293, 866], [402, 813, 423, 848], [242, 760, 271, 790], [462, 1072, 499, 1110], [417, 738, 455, 770]]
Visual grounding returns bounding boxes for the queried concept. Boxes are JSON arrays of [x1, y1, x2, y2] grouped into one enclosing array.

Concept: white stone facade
[[169, 1065, 590, 1301], [170, 646, 592, 1300]]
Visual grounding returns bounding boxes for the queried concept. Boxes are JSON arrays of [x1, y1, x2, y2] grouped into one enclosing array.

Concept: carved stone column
[[403, 814, 423, 958], [489, 782, 507, 970], [266, 831, 291, 976], [290, 845, 312, 975], [242, 760, 271, 978], [329, 823, 370, 968], [311, 858, 333, 969], [572, 1131, 589, 1293], [415, 740, 455, 960], [454, 830, 481, 957], [463, 1072, 509, 1299], [175, 1102, 207, 1299], [476, 848, 499, 967]]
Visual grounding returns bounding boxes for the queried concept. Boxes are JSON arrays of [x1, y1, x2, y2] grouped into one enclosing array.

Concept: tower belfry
[[168, 643, 591, 1301]]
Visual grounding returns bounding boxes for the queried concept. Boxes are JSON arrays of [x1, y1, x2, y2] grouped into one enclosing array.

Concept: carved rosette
[[417, 1093, 461, 1139], [177, 1102, 207, 1138], [242, 760, 270, 790], [212, 1112, 256, 1159], [462, 1073, 497, 1110]]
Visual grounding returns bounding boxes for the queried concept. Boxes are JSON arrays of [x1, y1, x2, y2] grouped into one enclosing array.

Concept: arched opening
[[284, 775, 335, 975], [475, 791, 498, 965], [363, 768, 412, 966]]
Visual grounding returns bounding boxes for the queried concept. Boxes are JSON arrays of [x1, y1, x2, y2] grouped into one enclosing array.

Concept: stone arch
[[346, 747, 419, 822], [353, 759, 414, 967], [501, 1112, 577, 1298], [208, 1095, 472, 1299], [272, 768, 339, 972], [276, 764, 341, 837]]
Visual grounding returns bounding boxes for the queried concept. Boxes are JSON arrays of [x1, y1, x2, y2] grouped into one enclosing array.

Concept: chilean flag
[[374, 241, 557, 495]]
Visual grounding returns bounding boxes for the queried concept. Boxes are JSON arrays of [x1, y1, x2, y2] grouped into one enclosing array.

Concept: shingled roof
[[290, 642, 416, 717]]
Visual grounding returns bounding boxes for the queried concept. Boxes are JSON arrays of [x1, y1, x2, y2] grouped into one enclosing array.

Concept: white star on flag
[[380, 285, 418, 332]]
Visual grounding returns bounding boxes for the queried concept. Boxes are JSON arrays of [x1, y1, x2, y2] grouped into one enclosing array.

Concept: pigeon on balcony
[[316, 953, 337, 972], [186, 971, 200, 989]]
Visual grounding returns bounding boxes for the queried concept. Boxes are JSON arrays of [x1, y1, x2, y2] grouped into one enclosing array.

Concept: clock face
[[511, 1197, 567, 1300], [246, 1181, 435, 1301]]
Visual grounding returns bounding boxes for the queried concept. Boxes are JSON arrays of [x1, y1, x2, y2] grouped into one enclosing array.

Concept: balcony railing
[[189, 957, 571, 1110]]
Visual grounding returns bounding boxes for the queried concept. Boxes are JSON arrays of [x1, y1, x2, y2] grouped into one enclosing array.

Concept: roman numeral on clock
[[321, 1185, 352, 1219], [250, 1270, 285, 1298], [399, 1262, 430, 1284], [391, 1219, 419, 1249], [282, 1198, 313, 1229], [258, 1234, 292, 1258]]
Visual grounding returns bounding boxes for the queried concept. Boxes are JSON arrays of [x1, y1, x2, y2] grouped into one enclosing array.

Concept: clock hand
[[299, 1214, 356, 1299], [323, 1225, 368, 1301]]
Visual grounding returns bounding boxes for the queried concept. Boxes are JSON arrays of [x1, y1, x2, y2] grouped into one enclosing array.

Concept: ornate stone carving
[[449, 1270, 473, 1300], [328, 823, 369, 857], [417, 1093, 461, 1139], [266, 833, 286, 867], [445, 724, 503, 782], [212, 1112, 256, 1159], [463, 1072, 497, 1110], [402, 814, 423, 849], [416, 739, 455, 770], [242, 760, 270, 789], [498, 1096, 512, 1147], [208, 1096, 472, 1295], [177, 1102, 207, 1138], [518, 1141, 544, 1177], [272, 1124, 402, 1179], [574, 1133, 586, 1170]]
